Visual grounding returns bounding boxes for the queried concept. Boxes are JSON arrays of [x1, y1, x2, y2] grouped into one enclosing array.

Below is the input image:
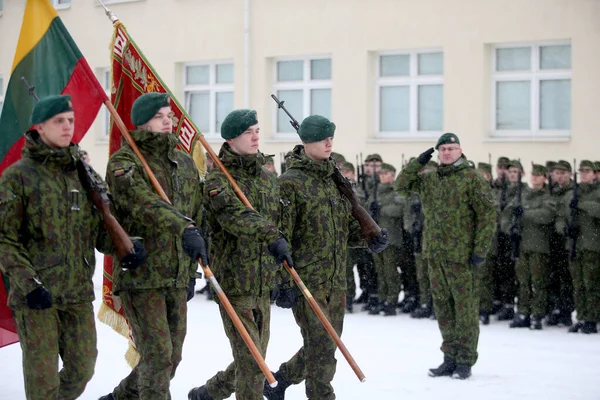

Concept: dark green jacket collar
[[125, 129, 179, 158], [287, 144, 335, 179], [219, 142, 266, 176], [22, 130, 81, 169], [437, 155, 470, 177]]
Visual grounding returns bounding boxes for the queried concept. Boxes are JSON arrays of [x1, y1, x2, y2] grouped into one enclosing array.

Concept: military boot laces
[[188, 385, 214, 400], [452, 364, 472, 380], [428, 356, 456, 377], [509, 313, 530, 328], [264, 371, 292, 400]]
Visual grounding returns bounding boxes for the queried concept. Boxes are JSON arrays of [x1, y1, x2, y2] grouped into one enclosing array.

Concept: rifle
[[567, 159, 580, 261], [411, 198, 423, 254], [280, 152, 287, 174], [358, 153, 368, 202], [271, 94, 370, 382], [509, 167, 523, 260], [369, 171, 380, 223], [21, 77, 135, 261]]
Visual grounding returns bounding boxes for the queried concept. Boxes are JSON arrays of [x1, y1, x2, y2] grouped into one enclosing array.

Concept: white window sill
[[94, 0, 145, 6], [54, 4, 71, 10], [370, 132, 442, 143], [484, 136, 570, 143]]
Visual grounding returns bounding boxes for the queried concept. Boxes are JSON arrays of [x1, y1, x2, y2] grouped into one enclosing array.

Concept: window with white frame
[[0, 0, 4, 14], [99, 69, 110, 139], [183, 62, 234, 137], [376, 51, 443, 137], [53, 0, 71, 9], [273, 57, 332, 136], [492, 42, 571, 136], [0, 75, 4, 118]]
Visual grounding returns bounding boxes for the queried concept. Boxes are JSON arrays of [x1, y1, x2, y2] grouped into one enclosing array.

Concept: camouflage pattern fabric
[[514, 252, 550, 316], [396, 156, 495, 366], [0, 132, 108, 308], [477, 254, 495, 313], [374, 246, 403, 304], [112, 288, 187, 400], [278, 146, 363, 399], [205, 294, 271, 400], [14, 303, 97, 400], [106, 130, 203, 293], [415, 253, 431, 306], [203, 143, 280, 296], [570, 251, 600, 322], [278, 289, 345, 400]]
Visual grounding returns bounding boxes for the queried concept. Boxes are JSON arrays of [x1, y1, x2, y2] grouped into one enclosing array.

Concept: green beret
[[380, 163, 396, 173], [435, 132, 460, 150], [340, 161, 355, 173], [221, 109, 258, 140], [553, 160, 572, 172], [477, 162, 492, 175], [594, 161, 600, 172], [507, 159, 523, 171], [496, 157, 510, 168], [131, 93, 171, 126], [31, 95, 73, 124], [365, 153, 383, 162], [578, 160, 595, 171], [531, 163, 548, 176], [330, 152, 346, 163], [298, 115, 336, 143], [546, 161, 557, 171]]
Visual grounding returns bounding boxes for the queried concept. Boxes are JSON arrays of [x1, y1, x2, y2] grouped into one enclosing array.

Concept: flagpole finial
[[97, 0, 119, 23]]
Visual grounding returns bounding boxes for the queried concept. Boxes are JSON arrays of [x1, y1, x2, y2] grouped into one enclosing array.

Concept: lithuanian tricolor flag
[[0, 0, 108, 348]]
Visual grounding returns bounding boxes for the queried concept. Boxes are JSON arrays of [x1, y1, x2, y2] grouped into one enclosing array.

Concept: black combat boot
[[345, 296, 353, 313], [397, 296, 407, 310], [188, 385, 214, 400], [491, 300, 503, 315], [479, 311, 490, 325], [428, 355, 456, 377], [581, 321, 598, 334], [368, 300, 383, 315], [382, 301, 397, 316], [509, 313, 530, 328], [497, 304, 515, 321], [98, 394, 114, 400], [568, 321, 583, 333], [546, 309, 561, 326], [363, 295, 379, 312], [411, 304, 432, 319], [529, 314, 543, 330], [558, 310, 573, 327], [354, 291, 368, 304], [401, 296, 418, 314], [264, 370, 293, 400], [452, 364, 472, 380]]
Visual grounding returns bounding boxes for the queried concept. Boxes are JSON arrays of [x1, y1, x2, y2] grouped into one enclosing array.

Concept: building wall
[[1, 0, 598, 176]]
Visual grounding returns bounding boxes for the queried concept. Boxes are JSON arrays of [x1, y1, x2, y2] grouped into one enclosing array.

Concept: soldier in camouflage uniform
[[395, 133, 495, 380], [339, 161, 359, 313], [563, 160, 600, 334], [264, 115, 389, 400], [0, 96, 144, 400], [491, 157, 511, 316], [101, 93, 207, 400], [500, 164, 555, 330], [547, 160, 575, 326], [593, 161, 600, 184], [188, 109, 293, 400]]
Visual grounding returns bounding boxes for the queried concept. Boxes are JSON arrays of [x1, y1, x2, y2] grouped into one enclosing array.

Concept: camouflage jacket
[[563, 183, 600, 253], [500, 187, 556, 254], [203, 143, 280, 297], [106, 130, 203, 294], [395, 156, 496, 264], [552, 180, 575, 240], [0, 132, 109, 308], [279, 145, 363, 292], [375, 183, 407, 248]]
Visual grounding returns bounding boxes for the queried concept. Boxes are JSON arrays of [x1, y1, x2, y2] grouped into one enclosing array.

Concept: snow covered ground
[[1, 260, 599, 400]]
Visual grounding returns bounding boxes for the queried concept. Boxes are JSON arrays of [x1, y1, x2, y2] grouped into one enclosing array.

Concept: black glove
[[186, 278, 196, 302], [469, 255, 486, 266], [417, 148, 435, 165], [268, 237, 294, 267], [411, 202, 422, 214], [513, 206, 524, 218], [120, 240, 147, 270], [275, 286, 298, 309], [182, 226, 208, 265], [368, 229, 390, 253], [569, 196, 579, 210], [26, 286, 53, 310]]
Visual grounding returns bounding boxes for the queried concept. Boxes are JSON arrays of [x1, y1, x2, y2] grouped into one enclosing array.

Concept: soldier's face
[[228, 124, 260, 155], [554, 169, 572, 186], [378, 170, 395, 184], [264, 163, 276, 174], [596, 171, 600, 181], [507, 167, 522, 184], [143, 106, 173, 134], [36, 111, 75, 149], [478, 170, 492, 182], [303, 136, 333, 161], [341, 169, 355, 180], [530, 174, 546, 190], [579, 169, 595, 184], [437, 144, 462, 165], [496, 166, 508, 179]]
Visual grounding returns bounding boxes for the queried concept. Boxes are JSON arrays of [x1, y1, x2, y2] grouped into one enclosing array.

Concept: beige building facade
[[1, 0, 598, 176]]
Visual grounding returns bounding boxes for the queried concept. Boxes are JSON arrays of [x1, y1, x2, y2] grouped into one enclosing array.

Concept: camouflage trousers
[[13, 302, 97, 400], [279, 289, 345, 400], [477, 253, 496, 313], [570, 250, 600, 322], [374, 245, 402, 304], [548, 235, 574, 313], [515, 252, 549, 316], [205, 293, 270, 400], [429, 259, 480, 366], [415, 253, 430, 306], [355, 249, 377, 297], [113, 288, 187, 400]]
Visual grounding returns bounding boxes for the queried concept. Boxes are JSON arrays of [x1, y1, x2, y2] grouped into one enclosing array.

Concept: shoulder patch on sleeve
[[205, 181, 224, 197]]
